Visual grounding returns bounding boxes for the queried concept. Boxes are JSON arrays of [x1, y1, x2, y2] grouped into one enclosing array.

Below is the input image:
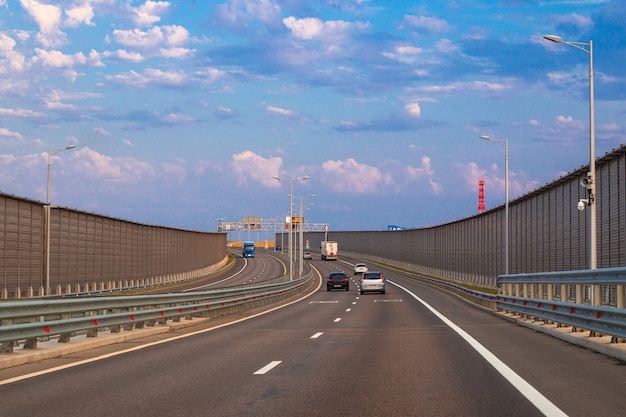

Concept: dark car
[[326, 271, 350, 291]]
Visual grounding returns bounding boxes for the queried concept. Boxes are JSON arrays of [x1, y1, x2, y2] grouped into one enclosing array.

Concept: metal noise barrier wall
[[284, 145, 626, 291], [0, 198, 227, 299]]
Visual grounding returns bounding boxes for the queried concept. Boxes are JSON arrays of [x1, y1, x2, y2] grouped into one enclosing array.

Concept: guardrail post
[[576, 284, 583, 304], [618, 284, 625, 309], [547, 284, 554, 301], [593, 284, 601, 306]]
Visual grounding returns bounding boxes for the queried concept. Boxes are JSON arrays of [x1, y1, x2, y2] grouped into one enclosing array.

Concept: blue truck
[[243, 241, 255, 258]]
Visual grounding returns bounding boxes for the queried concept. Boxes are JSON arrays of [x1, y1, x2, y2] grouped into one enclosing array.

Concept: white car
[[354, 263, 368, 275], [360, 271, 385, 294]]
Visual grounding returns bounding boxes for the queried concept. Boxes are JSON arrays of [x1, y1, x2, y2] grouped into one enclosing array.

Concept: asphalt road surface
[[1, 256, 624, 417]]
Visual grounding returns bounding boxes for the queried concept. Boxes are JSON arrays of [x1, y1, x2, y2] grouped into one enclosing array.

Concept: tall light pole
[[273, 175, 309, 281], [480, 135, 509, 275], [297, 194, 315, 276], [45, 145, 76, 295], [543, 34, 596, 272]]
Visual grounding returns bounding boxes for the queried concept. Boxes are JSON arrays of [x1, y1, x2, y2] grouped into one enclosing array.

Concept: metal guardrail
[[368, 256, 626, 341], [497, 267, 626, 340], [0, 272, 313, 353]]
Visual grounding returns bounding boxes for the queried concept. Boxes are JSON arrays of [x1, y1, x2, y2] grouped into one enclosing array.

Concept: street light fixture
[[480, 135, 509, 275], [45, 145, 76, 295], [543, 34, 596, 272], [272, 175, 309, 281]]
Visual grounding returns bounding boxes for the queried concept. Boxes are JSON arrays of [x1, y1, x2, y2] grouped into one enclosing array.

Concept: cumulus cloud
[[34, 48, 102, 68], [0, 33, 26, 71], [283, 16, 367, 41], [111, 25, 194, 59], [20, 0, 65, 47], [106, 68, 190, 88], [231, 151, 282, 187], [406, 156, 441, 194], [73, 147, 155, 183], [131, 0, 171, 27], [405, 102, 421, 117], [321, 158, 392, 193], [65, 4, 95, 27]]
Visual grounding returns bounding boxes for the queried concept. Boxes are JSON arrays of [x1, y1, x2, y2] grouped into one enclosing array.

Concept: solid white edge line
[[388, 279, 569, 417], [253, 360, 282, 375]]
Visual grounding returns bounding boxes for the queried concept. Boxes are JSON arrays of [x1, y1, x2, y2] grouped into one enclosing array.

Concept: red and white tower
[[477, 179, 486, 213]]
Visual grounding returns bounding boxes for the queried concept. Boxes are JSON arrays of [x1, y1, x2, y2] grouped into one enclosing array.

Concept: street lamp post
[[272, 175, 309, 281], [480, 135, 509, 276], [543, 34, 596, 273], [45, 145, 76, 295], [297, 195, 315, 276]]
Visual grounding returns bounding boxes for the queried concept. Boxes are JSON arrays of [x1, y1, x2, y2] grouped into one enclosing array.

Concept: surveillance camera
[[577, 200, 586, 211]]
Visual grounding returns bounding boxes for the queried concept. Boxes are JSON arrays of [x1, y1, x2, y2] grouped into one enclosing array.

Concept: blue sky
[[0, 0, 625, 232]]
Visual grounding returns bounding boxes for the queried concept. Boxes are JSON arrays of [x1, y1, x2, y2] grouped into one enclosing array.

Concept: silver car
[[360, 271, 385, 294]]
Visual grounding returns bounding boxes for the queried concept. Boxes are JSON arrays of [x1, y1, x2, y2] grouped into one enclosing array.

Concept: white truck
[[320, 241, 338, 261]]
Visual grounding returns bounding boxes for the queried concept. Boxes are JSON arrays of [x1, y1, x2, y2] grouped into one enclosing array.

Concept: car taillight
[[343, 277, 347, 282]]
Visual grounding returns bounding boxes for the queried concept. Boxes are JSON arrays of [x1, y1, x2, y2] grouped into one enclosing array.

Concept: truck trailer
[[320, 241, 338, 261]]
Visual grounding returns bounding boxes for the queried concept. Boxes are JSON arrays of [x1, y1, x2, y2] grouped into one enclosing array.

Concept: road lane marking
[[0, 267, 325, 387], [346, 308, 352, 312], [254, 361, 282, 375], [311, 332, 324, 339], [309, 301, 339, 304], [388, 279, 568, 417], [333, 318, 342, 322]]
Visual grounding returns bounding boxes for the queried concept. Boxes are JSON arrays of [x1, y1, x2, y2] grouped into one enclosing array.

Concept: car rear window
[[363, 273, 381, 280]]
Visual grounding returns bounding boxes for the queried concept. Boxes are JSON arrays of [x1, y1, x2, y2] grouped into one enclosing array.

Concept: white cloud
[[283, 16, 368, 41], [0, 107, 44, 118], [215, 0, 282, 27], [112, 25, 194, 59], [34, 48, 103, 68], [231, 151, 282, 187], [404, 15, 452, 33], [0, 128, 24, 141], [106, 68, 189, 88], [65, 4, 95, 27], [321, 158, 392, 193], [131, 0, 171, 27], [0, 33, 27, 71], [265, 105, 307, 122], [405, 102, 421, 117], [20, 0, 66, 47], [420, 81, 510, 93], [556, 115, 585, 130], [406, 156, 441, 194], [73, 147, 155, 183]]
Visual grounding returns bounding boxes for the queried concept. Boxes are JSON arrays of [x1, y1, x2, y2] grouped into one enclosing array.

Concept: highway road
[[0, 254, 624, 416]]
